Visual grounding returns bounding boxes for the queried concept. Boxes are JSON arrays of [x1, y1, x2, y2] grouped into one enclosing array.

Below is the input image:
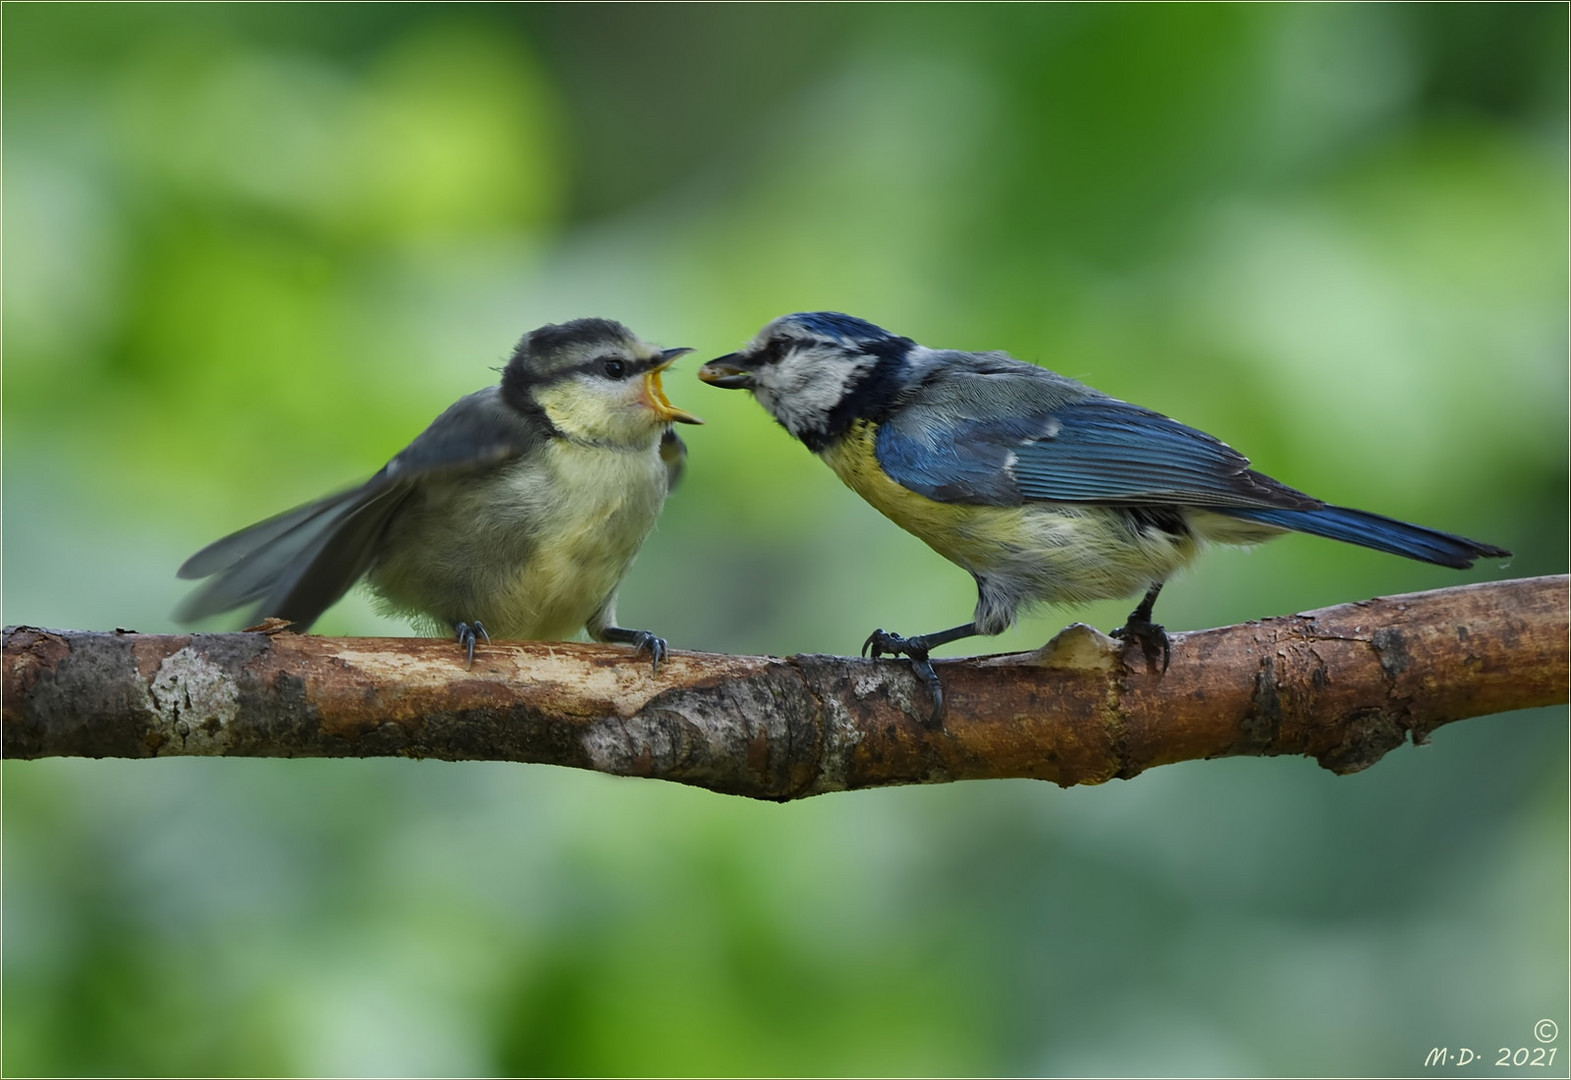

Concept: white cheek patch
[[755, 349, 875, 438], [534, 376, 659, 447]]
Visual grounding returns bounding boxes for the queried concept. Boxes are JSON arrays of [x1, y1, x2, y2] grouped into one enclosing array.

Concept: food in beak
[[697, 356, 753, 389]]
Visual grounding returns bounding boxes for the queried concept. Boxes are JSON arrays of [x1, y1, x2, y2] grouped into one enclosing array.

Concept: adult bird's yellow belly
[[817, 419, 1205, 610], [817, 420, 1031, 572]]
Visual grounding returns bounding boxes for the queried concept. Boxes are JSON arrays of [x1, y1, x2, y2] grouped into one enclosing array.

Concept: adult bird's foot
[[1112, 616, 1170, 673], [454, 620, 490, 668], [862, 629, 945, 726]]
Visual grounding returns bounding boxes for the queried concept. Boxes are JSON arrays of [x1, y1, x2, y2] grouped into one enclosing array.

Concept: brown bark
[[4, 576, 1565, 800]]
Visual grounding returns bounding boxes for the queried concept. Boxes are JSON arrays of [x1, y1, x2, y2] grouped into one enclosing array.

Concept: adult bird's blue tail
[[1224, 506, 1510, 569]]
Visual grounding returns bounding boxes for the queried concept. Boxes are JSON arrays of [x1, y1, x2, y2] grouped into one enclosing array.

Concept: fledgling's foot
[[1112, 617, 1170, 673], [596, 625, 669, 675], [454, 620, 490, 668], [629, 630, 668, 676], [861, 628, 945, 726]]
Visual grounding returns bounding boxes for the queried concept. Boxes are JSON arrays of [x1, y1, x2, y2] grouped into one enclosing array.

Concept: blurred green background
[[4, 4, 1566, 1076]]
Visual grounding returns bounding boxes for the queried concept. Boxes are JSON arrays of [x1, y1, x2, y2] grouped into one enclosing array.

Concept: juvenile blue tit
[[177, 318, 703, 670], [699, 311, 1510, 718]]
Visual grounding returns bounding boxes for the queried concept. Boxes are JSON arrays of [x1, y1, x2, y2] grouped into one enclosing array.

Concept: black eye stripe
[[583, 354, 650, 380]]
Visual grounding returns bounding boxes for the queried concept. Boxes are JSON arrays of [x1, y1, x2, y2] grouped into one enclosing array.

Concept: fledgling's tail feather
[[1225, 505, 1511, 569]]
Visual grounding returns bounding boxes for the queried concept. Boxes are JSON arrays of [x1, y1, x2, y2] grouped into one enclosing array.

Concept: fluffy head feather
[[503, 318, 698, 447], [700, 311, 913, 450]]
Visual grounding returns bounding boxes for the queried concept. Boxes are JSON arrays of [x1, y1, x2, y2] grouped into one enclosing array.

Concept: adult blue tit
[[177, 318, 703, 670], [699, 311, 1510, 719]]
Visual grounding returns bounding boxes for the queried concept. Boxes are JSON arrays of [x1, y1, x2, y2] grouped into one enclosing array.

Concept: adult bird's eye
[[602, 358, 628, 380]]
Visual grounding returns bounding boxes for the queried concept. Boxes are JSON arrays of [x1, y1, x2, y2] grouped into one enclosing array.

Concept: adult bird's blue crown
[[699, 311, 1512, 722], [791, 311, 903, 345]]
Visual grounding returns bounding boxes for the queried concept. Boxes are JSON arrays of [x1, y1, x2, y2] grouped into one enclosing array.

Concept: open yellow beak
[[643, 350, 704, 425]]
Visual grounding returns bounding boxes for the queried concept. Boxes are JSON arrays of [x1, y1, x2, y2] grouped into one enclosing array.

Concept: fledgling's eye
[[601, 357, 628, 380]]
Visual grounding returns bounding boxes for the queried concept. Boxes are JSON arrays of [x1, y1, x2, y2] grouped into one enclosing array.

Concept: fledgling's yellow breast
[[489, 438, 667, 639], [367, 432, 669, 641]]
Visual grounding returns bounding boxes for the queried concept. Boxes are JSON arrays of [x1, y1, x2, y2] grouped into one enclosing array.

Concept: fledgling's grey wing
[[175, 387, 545, 629], [174, 481, 409, 625], [659, 427, 687, 492], [178, 489, 364, 581], [876, 355, 1321, 511], [375, 387, 545, 485]]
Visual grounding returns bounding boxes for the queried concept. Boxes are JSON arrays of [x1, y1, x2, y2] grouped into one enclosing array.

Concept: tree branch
[[5, 576, 1564, 799]]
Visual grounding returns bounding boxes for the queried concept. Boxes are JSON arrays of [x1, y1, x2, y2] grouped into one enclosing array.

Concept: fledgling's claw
[[1112, 617, 1170, 673], [454, 620, 490, 668], [630, 630, 668, 676], [595, 625, 670, 675], [860, 628, 945, 726]]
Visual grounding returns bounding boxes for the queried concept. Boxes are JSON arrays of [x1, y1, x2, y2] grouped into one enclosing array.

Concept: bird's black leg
[[862, 622, 979, 726], [1111, 582, 1170, 673], [453, 620, 491, 668], [596, 626, 668, 676]]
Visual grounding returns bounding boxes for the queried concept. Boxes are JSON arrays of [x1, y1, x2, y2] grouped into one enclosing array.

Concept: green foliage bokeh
[[4, 4, 1566, 1076]]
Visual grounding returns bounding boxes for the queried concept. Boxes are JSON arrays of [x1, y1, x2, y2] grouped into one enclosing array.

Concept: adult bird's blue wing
[[874, 368, 1320, 511]]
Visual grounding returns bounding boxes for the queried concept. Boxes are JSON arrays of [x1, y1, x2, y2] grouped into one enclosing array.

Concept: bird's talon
[[860, 627, 944, 725], [454, 620, 490, 669], [863, 628, 914, 661], [633, 632, 668, 676], [909, 656, 946, 728], [1113, 619, 1170, 674]]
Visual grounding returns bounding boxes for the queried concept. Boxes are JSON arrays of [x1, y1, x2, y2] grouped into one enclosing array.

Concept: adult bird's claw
[[861, 628, 945, 726], [862, 627, 915, 660], [1112, 617, 1170, 673], [454, 620, 490, 668]]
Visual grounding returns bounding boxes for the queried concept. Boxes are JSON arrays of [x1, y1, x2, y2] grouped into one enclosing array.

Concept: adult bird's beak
[[697, 353, 754, 390], [643, 348, 704, 425]]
